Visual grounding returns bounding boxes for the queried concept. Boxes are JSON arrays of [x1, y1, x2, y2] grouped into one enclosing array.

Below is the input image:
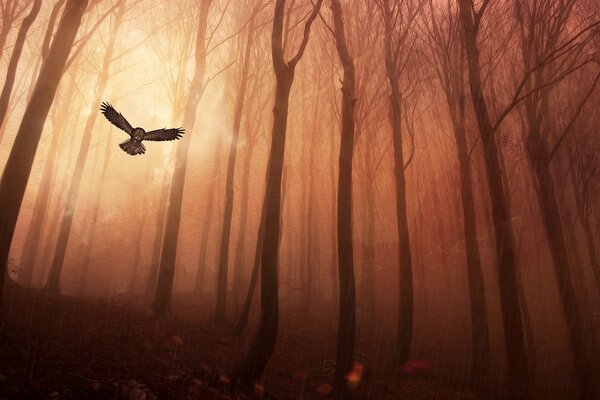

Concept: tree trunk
[[438, 50, 490, 385], [331, 0, 357, 392], [19, 76, 77, 287], [146, 173, 170, 298], [361, 141, 376, 332], [0, 0, 88, 307], [381, 0, 414, 364], [154, 0, 212, 317], [234, 0, 322, 385], [234, 201, 265, 336], [77, 131, 112, 295], [525, 129, 600, 399], [194, 131, 224, 295], [231, 145, 254, 310], [570, 159, 600, 297], [45, 1, 126, 295], [0, 0, 41, 136], [329, 109, 339, 301], [457, 1, 529, 397], [305, 103, 319, 305], [129, 196, 149, 294], [25, 0, 66, 104], [215, 12, 256, 324]]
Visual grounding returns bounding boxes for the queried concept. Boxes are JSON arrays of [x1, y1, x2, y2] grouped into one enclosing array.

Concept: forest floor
[[0, 284, 491, 400]]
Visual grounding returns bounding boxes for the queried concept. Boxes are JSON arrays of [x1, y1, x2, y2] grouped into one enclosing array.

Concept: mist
[[0, 0, 599, 399]]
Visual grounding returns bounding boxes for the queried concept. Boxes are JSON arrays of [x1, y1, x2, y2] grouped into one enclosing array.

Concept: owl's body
[[100, 102, 184, 156]]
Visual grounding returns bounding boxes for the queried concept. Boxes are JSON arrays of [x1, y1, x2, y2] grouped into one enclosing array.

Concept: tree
[[0, 0, 89, 307], [514, 1, 600, 397], [154, 0, 213, 317], [0, 0, 42, 137], [378, 0, 423, 365], [0, 0, 28, 65], [330, 0, 357, 393], [215, 3, 260, 323], [425, 0, 490, 386], [46, 0, 128, 294], [234, 0, 323, 385], [457, 0, 530, 397], [18, 74, 78, 288]]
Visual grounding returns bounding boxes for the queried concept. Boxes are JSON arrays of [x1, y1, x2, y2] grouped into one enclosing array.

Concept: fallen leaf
[[315, 383, 333, 396], [254, 383, 265, 398]]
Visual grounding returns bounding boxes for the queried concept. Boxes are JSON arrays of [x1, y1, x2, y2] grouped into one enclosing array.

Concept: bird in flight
[[100, 102, 184, 156]]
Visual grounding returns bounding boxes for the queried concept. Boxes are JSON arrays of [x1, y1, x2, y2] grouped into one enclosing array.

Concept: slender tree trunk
[[362, 143, 376, 331], [215, 12, 256, 324], [19, 76, 77, 287], [232, 144, 255, 310], [129, 197, 149, 294], [331, 0, 357, 393], [283, 167, 295, 291], [299, 132, 308, 296], [329, 110, 339, 301], [234, 201, 265, 336], [0, 0, 41, 136], [46, 2, 126, 295], [25, 0, 66, 103], [452, 113, 490, 387], [0, 0, 88, 307], [569, 160, 600, 297], [154, 0, 212, 317], [381, 0, 414, 364], [77, 131, 112, 295], [305, 104, 319, 305], [457, 1, 529, 397], [146, 174, 170, 298], [525, 127, 600, 399], [194, 131, 224, 295], [235, 159, 291, 337], [234, 0, 322, 385], [439, 54, 490, 385]]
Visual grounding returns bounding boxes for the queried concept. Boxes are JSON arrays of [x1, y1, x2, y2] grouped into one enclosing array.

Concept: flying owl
[[100, 102, 184, 155]]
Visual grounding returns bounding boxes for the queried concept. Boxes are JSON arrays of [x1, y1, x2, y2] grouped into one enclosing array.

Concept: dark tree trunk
[[524, 126, 600, 399], [451, 107, 490, 387], [19, 76, 77, 287], [0, 0, 41, 136], [215, 12, 256, 324], [329, 110, 338, 301], [154, 0, 212, 317], [569, 156, 600, 297], [381, 0, 414, 364], [194, 131, 224, 295], [231, 145, 254, 310], [45, 2, 126, 295], [25, 0, 66, 103], [331, 0, 357, 392], [234, 202, 265, 336], [234, 161, 291, 337], [0, 0, 88, 307], [437, 45, 490, 385], [457, 1, 529, 397], [234, 0, 322, 385], [305, 103, 319, 305], [361, 141, 376, 331]]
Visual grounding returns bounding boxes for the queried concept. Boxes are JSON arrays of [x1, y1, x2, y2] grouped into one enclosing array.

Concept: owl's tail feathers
[[119, 139, 146, 156]]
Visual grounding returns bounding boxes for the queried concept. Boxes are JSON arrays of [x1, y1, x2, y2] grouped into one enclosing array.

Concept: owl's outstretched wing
[[143, 127, 185, 141], [100, 102, 134, 135]]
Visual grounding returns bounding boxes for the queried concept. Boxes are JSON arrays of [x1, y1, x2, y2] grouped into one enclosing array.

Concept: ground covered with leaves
[[0, 284, 489, 399]]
